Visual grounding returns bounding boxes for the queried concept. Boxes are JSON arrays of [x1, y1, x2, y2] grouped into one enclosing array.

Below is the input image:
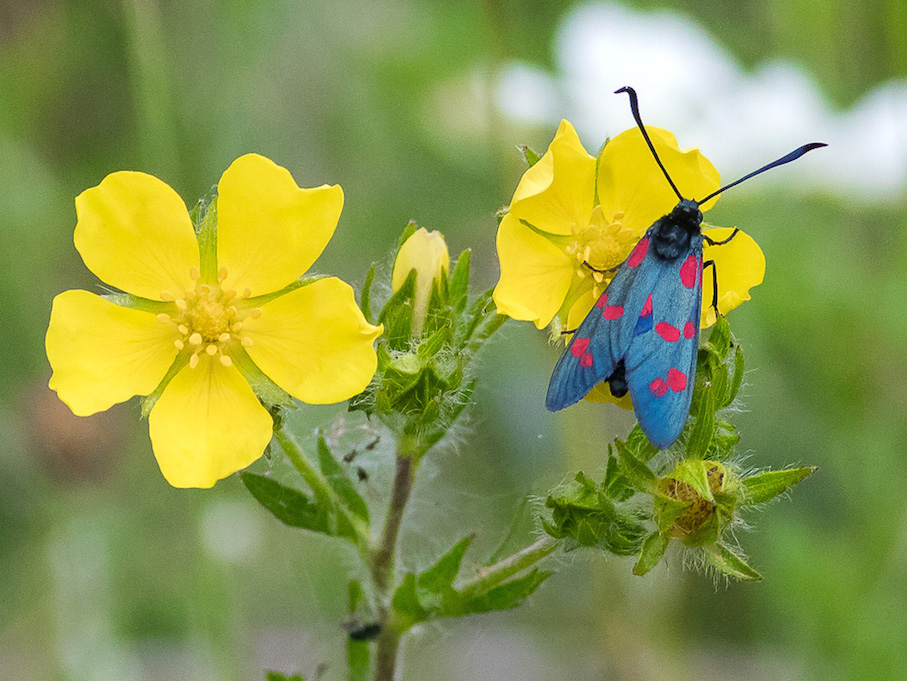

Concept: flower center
[[564, 207, 636, 291], [157, 267, 260, 369]]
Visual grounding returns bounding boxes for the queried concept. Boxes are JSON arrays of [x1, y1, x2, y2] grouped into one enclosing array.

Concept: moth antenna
[[615, 86, 684, 202], [697, 142, 827, 204]]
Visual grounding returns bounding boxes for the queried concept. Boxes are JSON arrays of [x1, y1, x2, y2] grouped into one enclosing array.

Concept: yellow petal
[[148, 354, 273, 488], [217, 153, 343, 296], [241, 277, 382, 404], [509, 119, 596, 236], [701, 227, 765, 327], [74, 171, 199, 300], [46, 290, 180, 416], [493, 213, 575, 329], [597, 126, 721, 238], [392, 227, 450, 335]]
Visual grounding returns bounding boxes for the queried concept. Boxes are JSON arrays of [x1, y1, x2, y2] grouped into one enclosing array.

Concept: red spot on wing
[[649, 377, 667, 397], [656, 322, 680, 342], [667, 368, 687, 392], [697, 256, 702, 287], [680, 254, 698, 288], [603, 305, 624, 320], [571, 337, 590, 357], [627, 238, 649, 268], [579, 352, 594, 368], [683, 321, 696, 339], [595, 293, 608, 308], [641, 294, 653, 316]]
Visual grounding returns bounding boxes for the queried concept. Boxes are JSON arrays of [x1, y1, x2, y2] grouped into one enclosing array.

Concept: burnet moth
[[546, 86, 826, 449]]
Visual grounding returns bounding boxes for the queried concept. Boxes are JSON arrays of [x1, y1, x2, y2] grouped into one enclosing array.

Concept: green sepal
[[704, 543, 763, 581], [613, 440, 657, 492], [317, 436, 369, 523], [231, 347, 297, 411], [705, 315, 731, 359], [395, 220, 418, 251], [633, 531, 669, 576], [360, 263, 377, 324], [652, 495, 691, 535], [378, 268, 417, 351], [422, 276, 450, 338], [101, 292, 173, 314], [140, 353, 188, 417], [243, 275, 326, 307], [196, 197, 218, 282], [685, 385, 715, 459], [519, 144, 541, 167], [544, 472, 630, 548], [448, 248, 471, 314], [741, 467, 818, 505], [724, 343, 745, 408]]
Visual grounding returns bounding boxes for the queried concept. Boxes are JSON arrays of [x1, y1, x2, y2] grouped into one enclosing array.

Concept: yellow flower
[[392, 227, 450, 336], [493, 120, 765, 332], [46, 154, 383, 488]]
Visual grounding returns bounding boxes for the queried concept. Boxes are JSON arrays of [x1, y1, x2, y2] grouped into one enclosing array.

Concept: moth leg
[[582, 261, 622, 274], [703, 228, 739, 247], [703, 259, 720, 316]]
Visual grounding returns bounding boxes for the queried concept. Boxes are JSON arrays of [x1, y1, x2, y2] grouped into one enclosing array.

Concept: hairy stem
[[370, 451, 414, 681], [458, 536, 558, 599]]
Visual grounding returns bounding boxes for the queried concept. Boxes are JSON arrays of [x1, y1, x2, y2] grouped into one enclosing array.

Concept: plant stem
[[458, 536, 559, 600], [370, 451, 415, 681]]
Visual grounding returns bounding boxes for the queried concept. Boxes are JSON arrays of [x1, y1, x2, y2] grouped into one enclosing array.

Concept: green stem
[[458, 536, 559, 600], [273, 426, 370, 552], [370, 449, 416, 681]]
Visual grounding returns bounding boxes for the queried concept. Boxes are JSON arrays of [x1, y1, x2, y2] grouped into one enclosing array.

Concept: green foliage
[[350, 225, 507, 462], [266, 673, 306, 681], [391, 536, 551, 630], [241, 438, 370, 546]]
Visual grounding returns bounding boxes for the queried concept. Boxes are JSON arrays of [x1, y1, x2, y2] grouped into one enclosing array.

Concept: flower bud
[[392, 227, 449, 336], [653, 460, 740, 547]]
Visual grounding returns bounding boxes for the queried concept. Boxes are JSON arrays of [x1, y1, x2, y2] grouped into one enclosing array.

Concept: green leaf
[[519, 144, 541, 167], [633, 531, 669, 576], [416, 326, 448, 361], [741, 467, 818, 505], [360, 263, 377, 324], [614, 440, 657, 492], [685, 380, 715, 459], [418, 536, 472, 593], [240, 472, 328, 534], [317, 437, 369, 522], [705, 543, 763, 581], [461, 569, 551, 614], [449, 248, 471, 313], [392, 573, 429, 624]]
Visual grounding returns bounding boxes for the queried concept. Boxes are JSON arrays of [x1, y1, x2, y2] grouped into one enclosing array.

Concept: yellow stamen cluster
[[563, 208, 637, 296], [157, 267, 260, 369]]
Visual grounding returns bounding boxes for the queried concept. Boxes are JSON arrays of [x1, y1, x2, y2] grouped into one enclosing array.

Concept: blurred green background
[[2, 0, 906, 679]]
